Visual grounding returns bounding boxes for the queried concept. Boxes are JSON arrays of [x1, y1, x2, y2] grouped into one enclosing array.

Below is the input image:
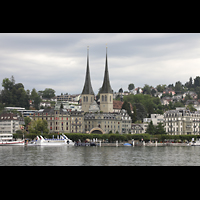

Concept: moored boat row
[[0, 133, 74, 146]]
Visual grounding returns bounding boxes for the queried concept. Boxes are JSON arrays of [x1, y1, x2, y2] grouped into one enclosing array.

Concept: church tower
[[81, 47, 95, 113], [100, 47, 113, 113]]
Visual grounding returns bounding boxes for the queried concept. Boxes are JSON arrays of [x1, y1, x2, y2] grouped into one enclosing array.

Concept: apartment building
[[0, 113, 24, 134], [33, 107, 84, 134], [164, 109, 200, 135]]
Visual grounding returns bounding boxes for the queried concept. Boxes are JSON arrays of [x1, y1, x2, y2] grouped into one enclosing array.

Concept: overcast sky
[[0, 33, 200, 95]]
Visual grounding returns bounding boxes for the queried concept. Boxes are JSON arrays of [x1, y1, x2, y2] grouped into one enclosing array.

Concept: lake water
[[0, 145, 200, 166]]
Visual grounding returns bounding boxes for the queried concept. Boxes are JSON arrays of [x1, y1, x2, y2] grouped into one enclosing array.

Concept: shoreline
[[75, 142, 191, 147]]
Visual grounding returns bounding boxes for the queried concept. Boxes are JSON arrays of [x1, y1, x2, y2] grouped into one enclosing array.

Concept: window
[[86, 96, 88, 102], [105, 95, 107, 101], [102, 95, 104, 101], [91, 97, 93, 102], [110, 95, 111, 102], [83, 96, 85, 102]]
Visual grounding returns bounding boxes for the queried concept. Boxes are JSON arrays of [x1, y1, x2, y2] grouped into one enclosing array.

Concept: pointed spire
[[82, 46, 94, 95], [100, 47, 113, 94]]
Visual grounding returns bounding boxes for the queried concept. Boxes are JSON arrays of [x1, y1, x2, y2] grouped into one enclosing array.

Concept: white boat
[[32, 134, 74, 146], [191, 138, 200, 146], [0, 134, 24, 146]]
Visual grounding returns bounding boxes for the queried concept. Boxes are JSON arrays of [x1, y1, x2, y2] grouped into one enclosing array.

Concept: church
[[81, 47, 132, 134], [81, 47, 113, 113]]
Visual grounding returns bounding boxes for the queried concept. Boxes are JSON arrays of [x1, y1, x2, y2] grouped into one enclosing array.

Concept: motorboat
[[30, 134, 74, 146]]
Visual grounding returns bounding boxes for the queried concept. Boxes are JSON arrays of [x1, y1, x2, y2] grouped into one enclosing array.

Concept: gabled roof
[[82, 48, 94, 95], [100, 47, 113, 94]]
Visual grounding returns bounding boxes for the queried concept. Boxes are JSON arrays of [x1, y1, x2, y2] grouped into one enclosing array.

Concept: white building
[[55, 101, 81, 111], [0, 113, 24, 134], [143, 114, 164, 126], [131, 123, 148, 134]]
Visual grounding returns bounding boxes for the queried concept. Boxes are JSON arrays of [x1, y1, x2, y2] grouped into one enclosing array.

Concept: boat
[[31, 134, 75, 146], [0, 134, 24, 146], [123, 143, 132, 146], [191, 138, 200, 146]]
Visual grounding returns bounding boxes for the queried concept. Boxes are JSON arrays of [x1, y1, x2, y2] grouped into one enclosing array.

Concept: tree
[[185, 77, 193, 89], [121, 100, 134, 122], [1, 76, 30, 109], [183, 94, 193, 103], [128, 83, 135, 91], [2, 77, 14, 90], [175, 81, 183, 94], [194, 76, 200, 88], [132, 106, 137, 123], [143, 84, 151, 95], [31, 88, 41, 110], [155, 122, 166, 135], [145, 121, 156, 135], [133, 103, 147, 122], [151, 88, 156, 97], [29, 119, 49, 134], [156, 84, 166, 93], [42, 88, 55, 99], [186, 104, 197, 112]]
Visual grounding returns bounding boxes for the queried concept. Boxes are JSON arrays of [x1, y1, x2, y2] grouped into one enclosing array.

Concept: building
[[33, 106, 84, 134], [84, 109, 131, 134], [56, 94, 81, 102], [81, 47, 95, 113], [99, 47, 113, 113], [164, 109, 200, 135], [131, 123, 148, 134], [5, 107, 37, 117], [81, 47, 113, 113], [163, 88, 175, 96], [113, 100, 123, 113], [143, 114, 164, 126], [0, 112, 24, 134], [55, 101, 81, 111], [150, 114, 164, 125]]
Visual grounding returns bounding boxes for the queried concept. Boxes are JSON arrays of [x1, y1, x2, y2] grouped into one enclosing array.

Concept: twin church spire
[[81, 46, 113, 113], [100, 47, 113, 94], [81, 46, 94, 95]]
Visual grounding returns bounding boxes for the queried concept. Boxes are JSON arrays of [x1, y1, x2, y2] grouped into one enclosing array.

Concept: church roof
[[82, 48, 94, 95], [100, 48, 113, 94]]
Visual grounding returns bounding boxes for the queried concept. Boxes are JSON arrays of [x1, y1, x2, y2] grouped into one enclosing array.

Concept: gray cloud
[[0, 33, 200, 95]]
